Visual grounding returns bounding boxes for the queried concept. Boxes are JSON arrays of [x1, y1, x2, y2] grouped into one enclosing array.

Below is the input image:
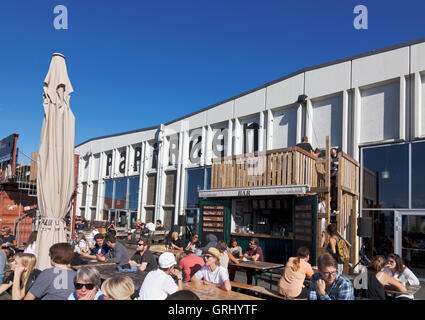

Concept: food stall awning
[[199, 185, 310, 198]]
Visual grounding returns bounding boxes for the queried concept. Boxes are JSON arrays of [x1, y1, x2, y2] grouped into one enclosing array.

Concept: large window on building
[[102, 177, 140, 212], [128, 177, 140, 211], [362, 210, 395, 257], [362, 140, 425, 210], [146, 174, 157, 206], [91, 181, 98, 207], [186, 167, 211, 208], [412, 141, 425, 209], [81, 183, 87, 207], [164, 171, 177, 205], [104, 180, 113, 211], [362, 143, 409, 209], [114, 178, 127, 209]]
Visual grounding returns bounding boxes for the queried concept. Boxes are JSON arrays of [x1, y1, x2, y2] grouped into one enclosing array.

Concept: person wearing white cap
[[191, 247, 231, 292], [138, 252, 183, 300]]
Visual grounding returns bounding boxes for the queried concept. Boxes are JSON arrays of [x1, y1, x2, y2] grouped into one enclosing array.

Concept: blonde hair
[[176, 251, 188, 263], [369, 256, 386, 272], [292, 247, 310, 272], [101, 275, 135, 300], [14, 253, 37, 288]]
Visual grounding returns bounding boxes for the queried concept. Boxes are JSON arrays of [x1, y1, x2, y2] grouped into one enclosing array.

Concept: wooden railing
[[211, 147, 320, 189], [362, 167, 375, 201], [338, 152, 359, 196]]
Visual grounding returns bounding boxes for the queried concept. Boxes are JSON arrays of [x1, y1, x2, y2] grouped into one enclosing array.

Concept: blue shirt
[[68, 289, 104, 300], [90, 243, 110, 256], [308, 273, 354, 300]]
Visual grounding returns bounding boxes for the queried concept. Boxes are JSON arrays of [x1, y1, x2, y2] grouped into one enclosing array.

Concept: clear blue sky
[[1, 0, 425, 164]]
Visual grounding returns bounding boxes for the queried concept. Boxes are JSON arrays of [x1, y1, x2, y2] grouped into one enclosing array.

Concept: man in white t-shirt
[[192, 247, 231, 291], [145, 220, 156, 232], [139, 252, 183, 300]]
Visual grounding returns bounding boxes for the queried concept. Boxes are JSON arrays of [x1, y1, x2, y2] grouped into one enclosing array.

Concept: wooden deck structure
[[210, 136, 360, 271]]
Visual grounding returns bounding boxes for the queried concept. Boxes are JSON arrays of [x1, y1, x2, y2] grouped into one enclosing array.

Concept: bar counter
[[230, 233, 293, 263], [231, 232, 294, 241]]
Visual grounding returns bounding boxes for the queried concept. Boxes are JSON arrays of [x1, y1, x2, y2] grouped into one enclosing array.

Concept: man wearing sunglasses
[[308, 253, 354, 300], [128, 238, 157, 272]]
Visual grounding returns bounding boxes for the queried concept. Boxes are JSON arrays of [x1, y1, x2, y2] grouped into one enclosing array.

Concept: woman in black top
[[355, 256, 406, 300], [0, 253, 41, 300], [106, 220, 117, 237]]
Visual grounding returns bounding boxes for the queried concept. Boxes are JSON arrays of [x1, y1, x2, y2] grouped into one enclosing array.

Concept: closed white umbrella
[[35, 53, 75, 270]]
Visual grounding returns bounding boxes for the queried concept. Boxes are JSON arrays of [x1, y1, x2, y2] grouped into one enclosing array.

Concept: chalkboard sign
[[293, 195, 318, 264], [199, 201, 229, 248]]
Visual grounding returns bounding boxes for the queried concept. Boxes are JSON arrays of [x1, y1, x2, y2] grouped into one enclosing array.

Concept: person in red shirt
[[177, 252, 205, 282], [243, 238, 264, 284]]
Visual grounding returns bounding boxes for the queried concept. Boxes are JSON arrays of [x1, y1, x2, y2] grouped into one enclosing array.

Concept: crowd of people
[[0, 218, 421, 301]]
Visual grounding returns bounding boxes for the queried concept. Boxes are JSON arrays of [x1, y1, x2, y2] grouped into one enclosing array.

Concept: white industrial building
[[75, 38, 425, 266]]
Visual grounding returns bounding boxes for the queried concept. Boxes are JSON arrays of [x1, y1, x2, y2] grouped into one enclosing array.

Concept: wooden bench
[[230, 281, 307, 300], [230, 281, 254, 292]]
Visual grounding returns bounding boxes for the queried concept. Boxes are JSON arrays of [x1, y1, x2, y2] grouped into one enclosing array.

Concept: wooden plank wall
[[211, 148, 319, 190]]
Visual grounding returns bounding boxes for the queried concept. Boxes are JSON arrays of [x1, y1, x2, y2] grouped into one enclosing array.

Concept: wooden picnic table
[[95, 265, 148, 290], [183, 282, 263, 300], [385, 284, 421, 297], [231, 260, 285, 288], [149, 245, 181, 256], [71, 256, 118, 269]]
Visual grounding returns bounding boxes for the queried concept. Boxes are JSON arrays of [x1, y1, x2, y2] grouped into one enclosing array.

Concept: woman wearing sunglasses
[[191, 247, 231, 292], [68, 266, 104, 300]]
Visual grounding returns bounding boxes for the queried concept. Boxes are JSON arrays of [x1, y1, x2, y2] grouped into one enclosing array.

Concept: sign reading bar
[[199, 185, 310, 198]]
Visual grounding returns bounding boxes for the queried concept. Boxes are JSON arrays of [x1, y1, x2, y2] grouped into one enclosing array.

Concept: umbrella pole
[[71, 154, 79, 240], [71, 193, 77, 239]]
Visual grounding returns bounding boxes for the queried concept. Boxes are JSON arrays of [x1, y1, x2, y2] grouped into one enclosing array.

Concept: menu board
[[201, 205, 226, 245], [295, 204, 313, 242]]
